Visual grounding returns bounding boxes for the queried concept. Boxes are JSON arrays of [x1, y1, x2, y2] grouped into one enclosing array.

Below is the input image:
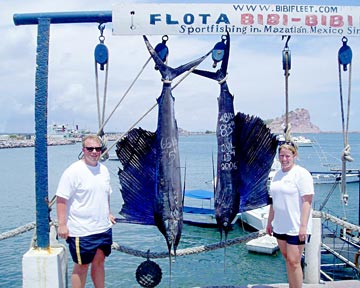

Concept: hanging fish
[[116, 36, 211, 259], [193, 32, 278, 241]]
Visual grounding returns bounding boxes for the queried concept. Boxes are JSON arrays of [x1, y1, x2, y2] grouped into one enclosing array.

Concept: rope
[[338, 63, 352, 148], [111, 212, 360, 259], [218, 74, 228, 85], [102, 60, 109, 126], [162, 78, 172, 84], [1, 211, 358, 242], [48, 194, 57, 209], [101, 56, 209, 157], [102, 101, 157, 156], [318, 180, 340, 211], [2, 211, 360, 263], [112, 230, 266, 259], [282, 36, 292, 142], [97, 56, 152, 136], [284, 50, 290, 141], [338, 37, 353, 208], [0, 196, 55, 242], [0, 222, 36, 241], [172, 62, 203, 90], [94, 24, 110, 135], [313, 210, 360, 232], [95, 61, 102, 129]]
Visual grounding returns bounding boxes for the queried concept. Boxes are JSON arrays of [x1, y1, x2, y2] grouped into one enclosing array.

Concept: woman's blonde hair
[[278, 141, 298, 155]]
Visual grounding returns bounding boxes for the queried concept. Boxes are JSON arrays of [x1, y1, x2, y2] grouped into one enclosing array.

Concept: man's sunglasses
[[84, 147, 102, 152]]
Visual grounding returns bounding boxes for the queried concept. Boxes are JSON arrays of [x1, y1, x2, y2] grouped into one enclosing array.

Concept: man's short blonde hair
[[82, 135, 102, 147]]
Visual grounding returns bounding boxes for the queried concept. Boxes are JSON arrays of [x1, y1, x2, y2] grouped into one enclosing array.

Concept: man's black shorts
[[66, 228, 112, 265]]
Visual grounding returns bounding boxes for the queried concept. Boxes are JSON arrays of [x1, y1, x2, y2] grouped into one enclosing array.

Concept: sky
[[1, 0, 360, 133]]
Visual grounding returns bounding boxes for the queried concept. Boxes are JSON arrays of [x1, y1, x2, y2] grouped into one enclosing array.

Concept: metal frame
[[13, 11, 112, 249]]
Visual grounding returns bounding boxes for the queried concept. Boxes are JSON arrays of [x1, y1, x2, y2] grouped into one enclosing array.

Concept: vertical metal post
[[34, 18, 50, 248], [304, 216, 321, 284]]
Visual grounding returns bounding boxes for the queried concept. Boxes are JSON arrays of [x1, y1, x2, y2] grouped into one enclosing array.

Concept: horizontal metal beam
[[13, 11, 112, 26]]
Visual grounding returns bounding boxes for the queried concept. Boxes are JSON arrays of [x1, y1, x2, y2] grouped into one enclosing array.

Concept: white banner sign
[[112, 3, 360, 36]]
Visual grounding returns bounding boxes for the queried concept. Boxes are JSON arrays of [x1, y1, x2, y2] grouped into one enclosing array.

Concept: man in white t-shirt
[[56, 135, 116, 288]]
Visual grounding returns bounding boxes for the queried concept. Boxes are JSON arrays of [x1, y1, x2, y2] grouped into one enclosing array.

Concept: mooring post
[[34, 17, 50, 249], [23, 17, 67, 288], [304, 216, 322, 284]]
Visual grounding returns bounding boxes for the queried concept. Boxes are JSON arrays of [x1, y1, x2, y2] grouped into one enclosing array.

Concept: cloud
[[1, 0, 360, 133]]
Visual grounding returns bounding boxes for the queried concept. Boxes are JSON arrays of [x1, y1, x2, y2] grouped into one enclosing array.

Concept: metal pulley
[[94, 23, 109, 161], [282, 35, 291, 72], [95, 43, 108, 71], [154, 35, 169, 70], [282, 49, 291, 71], [94, 23, 108, 71], [212, 34, 227, 68], [338, 36, 352, 71]]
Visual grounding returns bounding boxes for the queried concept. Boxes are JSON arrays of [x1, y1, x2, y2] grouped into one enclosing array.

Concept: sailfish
[[193, 32, 278, 241], [115, 36, 211, 258]]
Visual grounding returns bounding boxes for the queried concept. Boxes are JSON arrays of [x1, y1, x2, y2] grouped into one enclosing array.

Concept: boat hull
[[239, 205, 269, 231], [183, 189, 239, 227], [312, 173, 359, 184], [183, 206, 239, 227], [183, 206, 217, 227], [246, 234, 279, 254]]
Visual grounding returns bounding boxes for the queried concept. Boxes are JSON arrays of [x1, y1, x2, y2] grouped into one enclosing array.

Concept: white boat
[[239, 205, 269, 231], [270, 170, 360, 185], [47, 123, 90, 139], [311, 171, 360, 184], [293, 135, 314, 147], [269, 160, 359, 185], [183, 189, 239, 227], [246, 234, 279, 254], [240, 206, 279, 255], [277, 134, 314, 147]]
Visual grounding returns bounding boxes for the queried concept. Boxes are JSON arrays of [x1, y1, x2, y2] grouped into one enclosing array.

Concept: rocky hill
[[179, 108, 320, 135], [266, 108, 321, 134]]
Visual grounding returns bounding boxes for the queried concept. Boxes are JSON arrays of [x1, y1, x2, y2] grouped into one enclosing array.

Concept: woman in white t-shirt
[[266, 142, 314, 288]]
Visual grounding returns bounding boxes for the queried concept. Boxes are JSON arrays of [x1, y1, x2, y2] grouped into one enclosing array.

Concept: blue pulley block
[[154, 42, 169, 63], [212, 40, 226, 66], [94, 43, 108, 70], [282, 49, 291, 71], [338, 37, 352, 71]]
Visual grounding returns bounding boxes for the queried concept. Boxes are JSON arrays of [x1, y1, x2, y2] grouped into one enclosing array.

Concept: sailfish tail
[[116, 127, 157, 224], [233, 112, 278, 212], [143, 35, 211, 81]]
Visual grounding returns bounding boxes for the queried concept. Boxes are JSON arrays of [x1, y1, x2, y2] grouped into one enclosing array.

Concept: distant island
[[179, 108, 321, 135], [265, 108, 321, 134]]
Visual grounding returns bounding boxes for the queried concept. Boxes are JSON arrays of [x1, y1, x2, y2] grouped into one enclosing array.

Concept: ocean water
[[0, 133, 359, 287]]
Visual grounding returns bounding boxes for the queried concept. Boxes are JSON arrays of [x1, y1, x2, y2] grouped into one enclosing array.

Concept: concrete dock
[[199, 280, 360, 287]]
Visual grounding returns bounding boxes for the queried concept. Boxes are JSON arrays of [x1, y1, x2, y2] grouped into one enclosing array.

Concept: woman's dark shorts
[[66, 228, 112, 265], [273, 231, 311, 245]]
